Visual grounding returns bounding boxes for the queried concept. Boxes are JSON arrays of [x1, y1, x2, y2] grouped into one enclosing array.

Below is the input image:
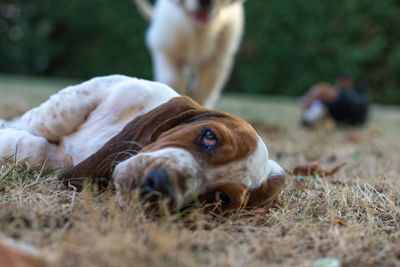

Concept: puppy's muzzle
[[140, 168, 174, 205]]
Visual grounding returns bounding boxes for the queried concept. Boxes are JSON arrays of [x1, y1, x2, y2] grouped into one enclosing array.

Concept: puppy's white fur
[[0, 75, 178, 168], [138, 0, 245, 108]]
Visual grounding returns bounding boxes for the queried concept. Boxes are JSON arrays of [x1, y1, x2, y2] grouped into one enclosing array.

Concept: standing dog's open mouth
[[192, 10, 211, 23]]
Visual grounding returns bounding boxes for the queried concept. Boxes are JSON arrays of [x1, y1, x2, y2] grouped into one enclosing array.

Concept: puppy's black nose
[[199, 0, 211, 8], [140, 169, 172, 201]]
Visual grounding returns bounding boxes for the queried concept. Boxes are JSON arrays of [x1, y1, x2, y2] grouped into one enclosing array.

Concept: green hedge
[[1, 0, 399, 104]]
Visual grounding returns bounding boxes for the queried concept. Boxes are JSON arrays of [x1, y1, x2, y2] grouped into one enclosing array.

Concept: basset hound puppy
[[0, 75, 284, 211]]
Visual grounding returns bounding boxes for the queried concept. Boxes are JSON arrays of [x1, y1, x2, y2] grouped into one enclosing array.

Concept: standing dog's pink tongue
[[192, 11, 210, 23]]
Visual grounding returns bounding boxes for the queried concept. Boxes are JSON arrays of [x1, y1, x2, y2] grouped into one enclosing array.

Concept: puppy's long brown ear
[[246, 160, 285, 208], [59, 96, 205, 186]]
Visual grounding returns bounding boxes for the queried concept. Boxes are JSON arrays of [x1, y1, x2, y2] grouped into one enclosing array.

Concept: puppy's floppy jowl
[[0, 75, 284, 212], [136, 0, 246, 108]]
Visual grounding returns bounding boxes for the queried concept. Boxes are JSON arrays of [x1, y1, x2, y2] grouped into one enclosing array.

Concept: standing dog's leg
[[191, 17, 244, 108], [9, 77, 117, 142], [192, 52, 234, 109], [152, 51, 186, 94]]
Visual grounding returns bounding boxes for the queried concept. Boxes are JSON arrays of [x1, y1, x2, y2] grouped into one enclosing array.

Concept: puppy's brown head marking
[[60, 96, 284, 211]]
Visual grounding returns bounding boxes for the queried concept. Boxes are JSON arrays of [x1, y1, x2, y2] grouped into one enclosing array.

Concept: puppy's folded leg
[[13, 77, 116, 142], [192, 55, 234, 109], [191, 19, 244, 108], [0, 128, 71, 169]]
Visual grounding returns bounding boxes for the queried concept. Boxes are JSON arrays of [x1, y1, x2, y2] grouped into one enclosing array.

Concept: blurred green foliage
[[1, 0, 399, 104]]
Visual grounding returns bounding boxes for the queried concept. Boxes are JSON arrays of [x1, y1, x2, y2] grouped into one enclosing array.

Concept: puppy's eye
[[201, 130, 217, 147]]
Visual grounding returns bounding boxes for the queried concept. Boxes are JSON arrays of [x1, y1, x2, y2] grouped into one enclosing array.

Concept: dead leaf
[[253, 208, 267, 216], [290, 161, 346, 176], [347, 133, 360, 144], [334, 219, 347, 226]]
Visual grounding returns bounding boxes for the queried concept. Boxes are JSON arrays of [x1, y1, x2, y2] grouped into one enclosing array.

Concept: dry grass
[[1, 79, 400, 266]]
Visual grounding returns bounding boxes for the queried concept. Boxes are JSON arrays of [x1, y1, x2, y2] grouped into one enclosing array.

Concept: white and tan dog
[[135, 0, 246, 108], [0, 75, 283, 211]]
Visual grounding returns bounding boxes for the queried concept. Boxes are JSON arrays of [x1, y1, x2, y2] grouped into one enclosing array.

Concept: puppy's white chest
[[147, 1, 229, 66], [185, 28, 219, 65]]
